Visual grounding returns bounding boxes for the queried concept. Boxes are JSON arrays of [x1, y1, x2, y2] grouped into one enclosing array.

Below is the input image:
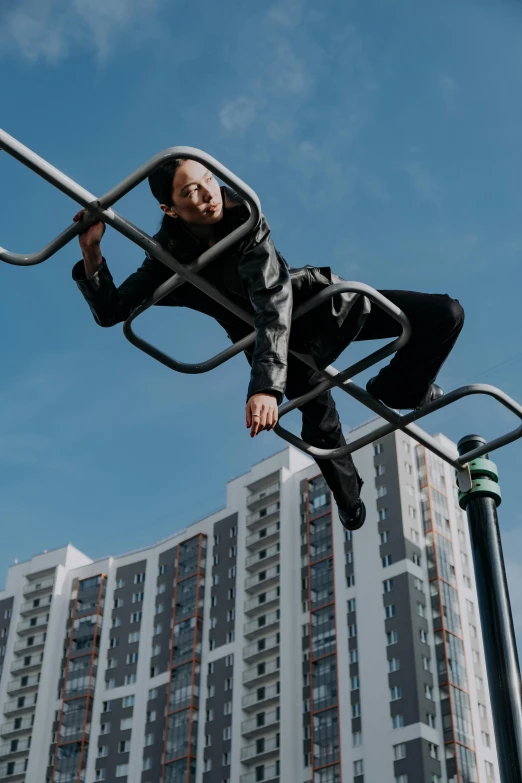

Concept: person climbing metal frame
[[1, 127, 522, 495]]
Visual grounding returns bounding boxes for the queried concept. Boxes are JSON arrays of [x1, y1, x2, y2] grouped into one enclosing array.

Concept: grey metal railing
[[2, 126, 522, 493]]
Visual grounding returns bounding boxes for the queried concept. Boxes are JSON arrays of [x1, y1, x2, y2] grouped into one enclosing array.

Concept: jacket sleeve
[[237, 215, 293, 405], [72, 255, 173, 327]]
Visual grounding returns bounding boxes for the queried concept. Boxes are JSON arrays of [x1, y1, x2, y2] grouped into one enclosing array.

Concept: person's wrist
[[83, 245, 102, 262]]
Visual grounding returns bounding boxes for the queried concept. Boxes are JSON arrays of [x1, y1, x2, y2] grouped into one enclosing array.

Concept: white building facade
[[0, 420, 499, 783]]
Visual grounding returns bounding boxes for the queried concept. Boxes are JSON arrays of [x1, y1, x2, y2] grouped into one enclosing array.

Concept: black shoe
[[366, 377, 444, 410], [338, 499, 366, 531]]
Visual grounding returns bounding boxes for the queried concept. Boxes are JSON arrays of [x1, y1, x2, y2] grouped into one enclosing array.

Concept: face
[[161, 160, 223, 225]]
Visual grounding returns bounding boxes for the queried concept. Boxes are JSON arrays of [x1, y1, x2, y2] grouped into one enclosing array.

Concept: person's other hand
[[246, 393, 279, 438]]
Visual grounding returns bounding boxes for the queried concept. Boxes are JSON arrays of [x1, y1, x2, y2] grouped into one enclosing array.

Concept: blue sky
[[1, 0, 522, 637]]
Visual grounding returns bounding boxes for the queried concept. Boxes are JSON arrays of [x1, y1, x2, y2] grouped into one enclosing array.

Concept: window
[[419, 629, 428, 643], [344, 529, 352, 542], [128, 631, 140, 644], [411, 528, 419, 543], [383, 579, 394, 593], [387, 631, 398, 645], [126, 653, 138, 664], [377, 485, 388, 498], [213, 575, 220, 586], [95, 770, 106, 781], [472, 649, 480, 664], [224, 701, 232, 715], [390, 686, 402, 701], [224, 677, 233, 691], [354, 760, 364, 775], [414, 578, 424, 592], [349, 624, 357, 638], [116, 765, 129, 777], [461, 552, 469, 566], [226, 654, 234, 667], [120, 717, 133, 731], [429, 743, 438, 759], [470, 624, 477, 639], [352, 731, 362, 747], [150, 665, 160, 677], [112, 617, 121, 628], [102, 701, 112, 713], [106, 679, 116, 690], [154, 623, 163, 636], [347, 598, 356, 613], [143, 758, 153, 771], [204, 759, 212, 772], [230, 525, 237, 537], [412, 553, 421, 566], [379, 508, 389, 521], [485, 761, 495, 778], [147, 710, 156, 723], [116, 579, 126, 589], [376, 464, 386, 476], [389, 657, 400, 672], [385, 604, 396, 619], [393, 743, 406, 760], [352, 702, 361, 718], [396, 776, 408, 783], [152, 644, 161, 657], [374, 443, 384, 455], [148, 688, 158, 700], [424, 684, 433, 700], [478, 703, 486, 718], [214, 534, 221, 546], [118, 740, 131, 753], [482, 731, 491, 748], [223, 726, 232, 740], [124, 673, 137, 685], [158, 564, 167, 575], [100, 723, 111, 735], [156, 583, 166, 595], [130, 612, 142, 624], [98, 746, 109, 758], [145, 733, 154, 747], [417, 603, 425, 618], [134, 573, 145, 584], [107, 658, 117, 670], [222, 751, 231, 766], [155, 604, 164, 615], [132, 592, 144, 603], [228, 587, 236, 600], [392, 714, 404, 729], [403, 440, 411, 453], [229, 546, 237, 557], [422, 656, 431, 671], [350, 649, 359, 664], [122, 695, 135, 708], [427, 713, 436, 728], [464, 575, 472, 589], [380, 531, 390, 544], [228, 567, 236, 579], [406, 484, 414, 496], [382, 555, 393, 568], [226, 631, 235, 643], [466, 599, 474, 613], [227, 609, 236, 622], [346, 552, 353, 565], [213, 554, 220, 565], [347, 574, 355, 587], [405, 462, 413, 474], [351, 676, 360, 690], [408, 506, 417, 519]]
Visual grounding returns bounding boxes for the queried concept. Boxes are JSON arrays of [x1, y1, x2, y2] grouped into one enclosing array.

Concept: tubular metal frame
[[2, 127, 522, 490]]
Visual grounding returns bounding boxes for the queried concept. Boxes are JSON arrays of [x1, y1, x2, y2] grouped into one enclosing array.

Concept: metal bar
[[457, 435, 522, 783]]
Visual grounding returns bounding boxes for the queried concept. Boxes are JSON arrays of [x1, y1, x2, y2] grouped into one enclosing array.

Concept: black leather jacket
[[73, 187, 369, 403]]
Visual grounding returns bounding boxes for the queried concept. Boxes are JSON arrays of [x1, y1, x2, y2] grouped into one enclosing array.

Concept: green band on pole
[[458, 478, 502, 509], [455, 458, 498, 490]]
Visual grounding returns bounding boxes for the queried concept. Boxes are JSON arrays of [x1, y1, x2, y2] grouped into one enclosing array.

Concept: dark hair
[[147, 159, 184, 206]]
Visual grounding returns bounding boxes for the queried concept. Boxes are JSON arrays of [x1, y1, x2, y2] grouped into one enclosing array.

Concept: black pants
[[285, 290, 465, 511]]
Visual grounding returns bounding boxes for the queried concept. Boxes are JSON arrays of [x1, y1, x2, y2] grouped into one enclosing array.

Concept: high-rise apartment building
[[0, 419, 499, 783]]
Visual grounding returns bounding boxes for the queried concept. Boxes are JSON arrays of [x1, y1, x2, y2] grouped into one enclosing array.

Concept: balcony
[[244, 588, 280, 617], [23, 576, 54, 598], [54, 772, 86, 783], [245, 566, 279, 594], [243, 633, 279, 664], [244, 611, 280, 640], [241, 735, 279, 763], [0, 717, 33, 738], [13, 635, 46, 655], [10, 657, 42, 675], [0, 759, 27, 780], [19, 597, 52, 617], [242, 683, 279, 712], [245, 521, 280, 552], [243, 658, 280, 687], [246, 502, 280, 532], [246, 482, 280, 510], [241, 709, 280, 738], [245, 544, 280, 573], [6, 675, 39, 696], [0, 736, 31, 757], [240, 764, 279, 783], [16, 615, 48, 636], [3, 696, 37, 716]]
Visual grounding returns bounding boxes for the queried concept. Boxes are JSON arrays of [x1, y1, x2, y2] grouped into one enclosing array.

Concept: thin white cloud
[[219, 97, 260, 133], [0, 0, 162, 62], [401, 160, 442, 207], [438, 74, 459, 113]]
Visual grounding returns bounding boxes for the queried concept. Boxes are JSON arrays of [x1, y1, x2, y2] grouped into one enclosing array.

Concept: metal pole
[[457, 435, 522, 782]]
